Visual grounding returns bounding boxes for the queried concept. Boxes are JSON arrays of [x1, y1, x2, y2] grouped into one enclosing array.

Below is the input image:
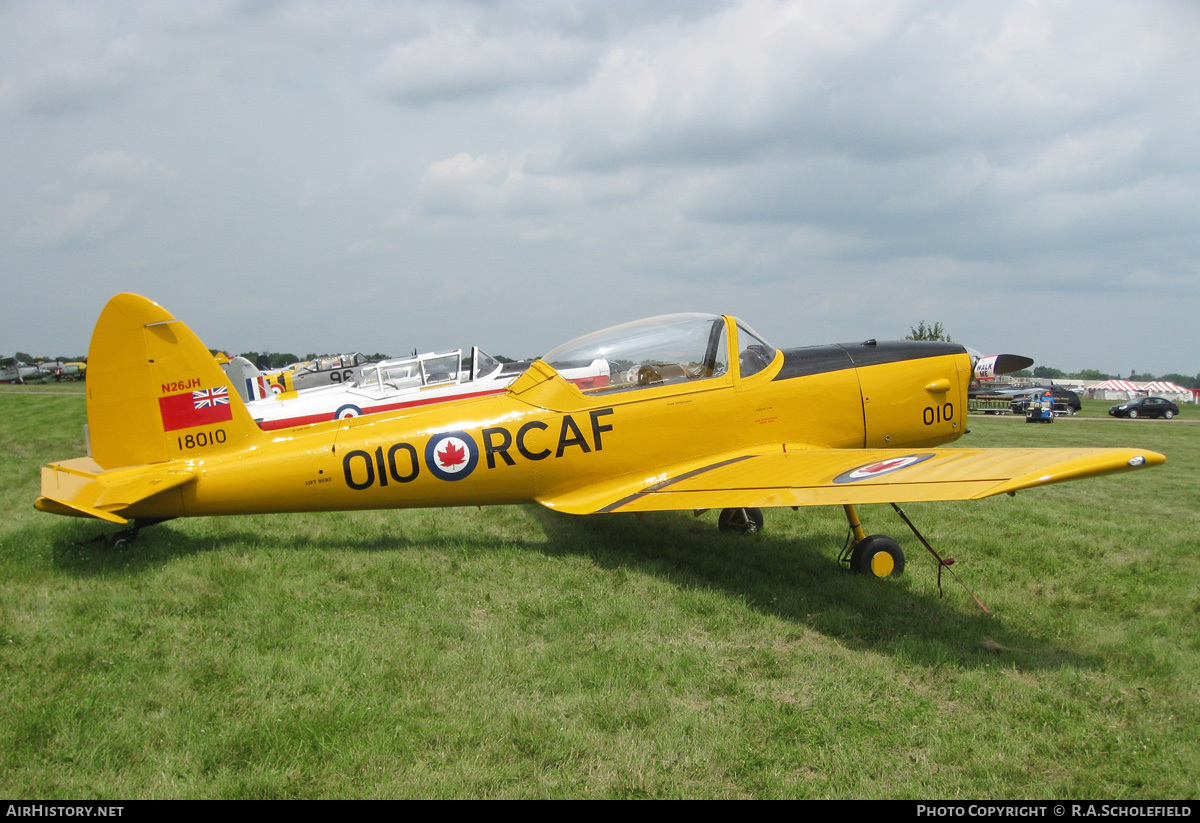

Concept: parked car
[[1108, 396, 1180, 419], [1008, 386, 1082, 415]]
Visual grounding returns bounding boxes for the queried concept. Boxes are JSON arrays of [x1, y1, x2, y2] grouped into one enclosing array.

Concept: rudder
[[86, 293, 264, 469]]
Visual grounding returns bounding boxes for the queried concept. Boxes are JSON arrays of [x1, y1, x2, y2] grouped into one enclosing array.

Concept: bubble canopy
[[542, 313, 775, 394]]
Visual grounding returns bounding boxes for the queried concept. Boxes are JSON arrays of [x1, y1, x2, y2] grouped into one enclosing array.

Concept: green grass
[[2, 386, 1197, 798]]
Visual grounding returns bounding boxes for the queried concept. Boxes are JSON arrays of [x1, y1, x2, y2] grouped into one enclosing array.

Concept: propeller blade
[[973, 354, 1034, 380]]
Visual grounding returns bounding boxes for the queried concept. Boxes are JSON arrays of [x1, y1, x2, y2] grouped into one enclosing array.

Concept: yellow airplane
[[37, 294, 1165, 576]]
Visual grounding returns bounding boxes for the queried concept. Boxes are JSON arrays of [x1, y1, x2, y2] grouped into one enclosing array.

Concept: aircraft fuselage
[[121, 341, 971, 520]]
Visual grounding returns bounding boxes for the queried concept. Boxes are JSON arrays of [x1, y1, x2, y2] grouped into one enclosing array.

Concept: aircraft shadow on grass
[[45, 505, 1099, 674]]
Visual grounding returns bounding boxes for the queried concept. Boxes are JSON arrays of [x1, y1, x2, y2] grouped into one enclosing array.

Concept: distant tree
[[1130, 370, 1156, 381], [14, 352, 34, 363], [1010, 368, 1032, 378], [905, 321, 952, 342], [1072, 369, 1109, 381], [1033, 366, 1065, 379]]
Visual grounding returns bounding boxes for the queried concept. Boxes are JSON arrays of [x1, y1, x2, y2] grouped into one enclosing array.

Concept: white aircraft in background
[[224, 347, 608, 431]]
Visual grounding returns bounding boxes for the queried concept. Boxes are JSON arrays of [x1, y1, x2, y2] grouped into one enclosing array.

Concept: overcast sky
[[2, 0, 1198, 377]]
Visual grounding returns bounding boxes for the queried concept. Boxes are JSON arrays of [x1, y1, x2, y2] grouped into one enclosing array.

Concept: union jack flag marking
[[193, 387, 229, 409]]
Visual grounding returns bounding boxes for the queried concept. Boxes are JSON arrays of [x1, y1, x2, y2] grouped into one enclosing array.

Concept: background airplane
[[260, 352, 379, 395], [1, 357, 42, 383], [227, 347, 608, 430], [37, 360, 86, 380]]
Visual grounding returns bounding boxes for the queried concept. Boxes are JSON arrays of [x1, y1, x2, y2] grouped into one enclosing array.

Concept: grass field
[[2, 383, 1197, 799]]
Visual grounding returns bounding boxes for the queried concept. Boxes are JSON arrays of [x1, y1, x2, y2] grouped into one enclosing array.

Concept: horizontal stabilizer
[[36, 457, 196, 523]]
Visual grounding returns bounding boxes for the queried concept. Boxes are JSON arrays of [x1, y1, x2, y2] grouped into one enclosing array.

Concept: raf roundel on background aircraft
[[37, 294, 1165, 577]]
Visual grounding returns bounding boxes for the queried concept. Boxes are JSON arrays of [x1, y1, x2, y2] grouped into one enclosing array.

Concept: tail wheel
[[718, 507, 764, 534], [106, 529, 137, 548], [850, 534, 905, 578]]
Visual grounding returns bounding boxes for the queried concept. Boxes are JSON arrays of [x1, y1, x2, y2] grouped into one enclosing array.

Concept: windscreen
[[543, 314, 730, 394]]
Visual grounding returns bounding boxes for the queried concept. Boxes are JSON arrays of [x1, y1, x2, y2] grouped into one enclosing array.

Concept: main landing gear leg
[[843, 504, 866, 545], [840, 503, 906, 578]]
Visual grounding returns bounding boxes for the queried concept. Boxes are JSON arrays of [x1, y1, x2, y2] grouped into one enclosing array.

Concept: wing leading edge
[[537, 446, 1166, 515]]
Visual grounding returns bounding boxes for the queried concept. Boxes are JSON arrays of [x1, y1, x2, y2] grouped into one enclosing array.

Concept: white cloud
[[12, 151, 176, 248], [16, 190, 122, 248], [2, 0, 1199, 374], [373, 26, 594, 104], [77, 151, 176, 184], [419, 151, 641, 217]]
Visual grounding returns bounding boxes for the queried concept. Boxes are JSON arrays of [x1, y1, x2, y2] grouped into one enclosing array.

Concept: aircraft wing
[[538, 446, 1165, 515]]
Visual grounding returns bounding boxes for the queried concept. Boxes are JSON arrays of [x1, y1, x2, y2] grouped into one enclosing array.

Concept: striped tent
[[1140, 381, 1190, 395], [1086, 380, 1192, 402]]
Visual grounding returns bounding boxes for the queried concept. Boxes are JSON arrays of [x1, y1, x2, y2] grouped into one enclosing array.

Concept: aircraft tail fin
[[222, 355, 272, 402], [84, 293, 265, 470]]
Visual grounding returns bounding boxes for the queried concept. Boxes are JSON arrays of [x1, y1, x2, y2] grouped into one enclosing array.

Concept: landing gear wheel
[[718, 507, 764, 534], [850, 534, 905, 578], [106, 529, 137, 548], [97, 518, 172, 549]]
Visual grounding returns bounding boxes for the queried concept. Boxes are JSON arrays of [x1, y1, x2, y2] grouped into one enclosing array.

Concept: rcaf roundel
[[832, 453, 936, 484], [425, 431, 479, 481]]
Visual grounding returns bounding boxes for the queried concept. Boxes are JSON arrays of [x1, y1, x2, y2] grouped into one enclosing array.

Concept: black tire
[[1128, 410, 1138, 419], [850, 535, 905, 578], [106, 531, 135, 548], [718, 507, 764, 534], [1164, 410, 1174, 419]]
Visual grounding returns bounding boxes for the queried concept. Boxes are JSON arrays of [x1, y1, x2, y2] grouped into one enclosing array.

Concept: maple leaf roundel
[[832, 453, 936, 484], [424, 431, 479, 481]]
